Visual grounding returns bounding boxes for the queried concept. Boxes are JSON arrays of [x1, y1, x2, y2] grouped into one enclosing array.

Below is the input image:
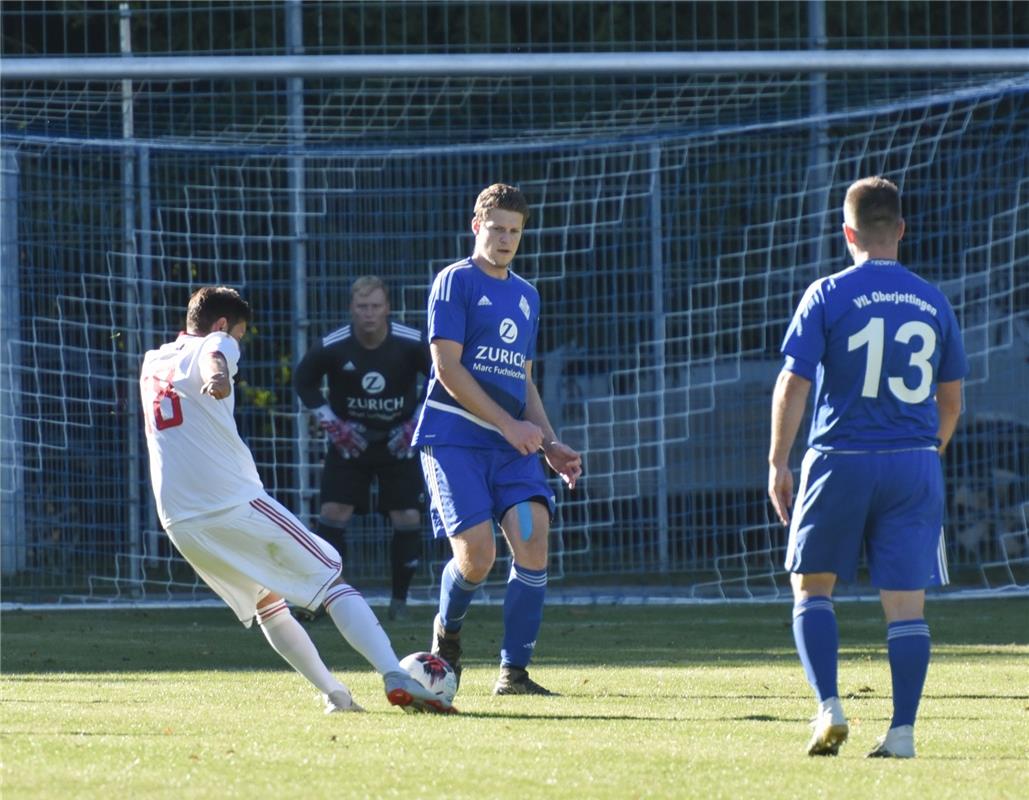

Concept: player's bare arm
[[935, 379, 963, 455], [767, 368, 812, 526], [200, 351, 232, 400], [431, 338, 543, 455], [524, 362, 582, 489]]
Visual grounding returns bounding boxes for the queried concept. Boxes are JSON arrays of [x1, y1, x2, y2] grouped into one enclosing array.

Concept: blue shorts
[[419, 445, 556, 539], [785, 448, 948, 590]]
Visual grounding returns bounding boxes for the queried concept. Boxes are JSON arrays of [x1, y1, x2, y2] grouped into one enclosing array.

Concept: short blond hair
[[351, 275, 389, 303]]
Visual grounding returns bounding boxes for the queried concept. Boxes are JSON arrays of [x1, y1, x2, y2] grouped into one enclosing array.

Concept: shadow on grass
[[2, 600, 1025, 675]]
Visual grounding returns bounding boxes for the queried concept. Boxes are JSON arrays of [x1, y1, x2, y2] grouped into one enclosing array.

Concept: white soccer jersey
[[140, 331, 264, 527]]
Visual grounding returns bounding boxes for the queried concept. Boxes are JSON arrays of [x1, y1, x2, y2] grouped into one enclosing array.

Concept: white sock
[[257, 600, 347, 696], [324, 583, 402, 675]]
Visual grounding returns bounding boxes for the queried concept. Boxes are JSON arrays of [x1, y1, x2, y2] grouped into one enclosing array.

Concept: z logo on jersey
[[499, 318, 518, 344], [361, 372, 386, 394]]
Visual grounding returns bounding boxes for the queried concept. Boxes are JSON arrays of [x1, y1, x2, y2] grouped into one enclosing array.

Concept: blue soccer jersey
[[781, 259, 968, 451], [413, 257, 540, 450]]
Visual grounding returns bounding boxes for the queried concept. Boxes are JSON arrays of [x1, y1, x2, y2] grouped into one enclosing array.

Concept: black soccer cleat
[[492, 666, 558, 696], [430, 614, 463, 688], [292, 604, 326, 624]]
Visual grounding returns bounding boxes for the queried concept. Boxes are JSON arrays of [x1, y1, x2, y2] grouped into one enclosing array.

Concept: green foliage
[[2, 599, 1026, 799]]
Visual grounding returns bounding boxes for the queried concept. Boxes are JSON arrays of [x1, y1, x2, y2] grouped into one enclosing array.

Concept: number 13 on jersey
[[848, 316, 936, 403]]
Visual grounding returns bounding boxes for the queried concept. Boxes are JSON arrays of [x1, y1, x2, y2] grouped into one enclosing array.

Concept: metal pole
[[286, 0, 311, 520], [3, 50, 1028, 80], [1, 147, 25, 576], [649, 143, 669, 572], [119, 2, 143, 589], [139, 145, 158, 564], [807, 0, 831, 272]]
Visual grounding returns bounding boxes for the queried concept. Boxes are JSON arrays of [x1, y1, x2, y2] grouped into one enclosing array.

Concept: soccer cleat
[[383, 670, 458, 715], [806, 697, 849, 756], [492, 666, 558, 696], [292, 604, 326, 624], [867, 725, 915, 758], [387, 598, 408, 621], [430, 614, 463, 688], [323, 689, 365, 714]]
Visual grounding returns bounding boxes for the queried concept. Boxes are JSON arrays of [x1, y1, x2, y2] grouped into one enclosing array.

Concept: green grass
[[2, 598, 1027, 799]]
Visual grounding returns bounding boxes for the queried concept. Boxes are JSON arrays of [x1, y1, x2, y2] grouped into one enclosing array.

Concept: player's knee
[[320, 503, 353, 526], [456, 547, 495, 583], [791, 571, 836, 599], [390, 509, 421, 528]]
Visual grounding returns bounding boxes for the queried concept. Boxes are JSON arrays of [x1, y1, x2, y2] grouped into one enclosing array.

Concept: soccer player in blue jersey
[[413, 183, 582, 695], [768, 177, 967, 758]]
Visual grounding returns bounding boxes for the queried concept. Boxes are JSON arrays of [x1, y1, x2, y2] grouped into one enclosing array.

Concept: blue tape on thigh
[[517, 501, 534, 541]]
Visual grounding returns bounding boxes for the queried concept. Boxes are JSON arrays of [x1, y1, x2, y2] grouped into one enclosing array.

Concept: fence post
[[1, 147, 25, 576], [650, 143, 669, 572], [120, 2, 144, 590], [286, 0, 311, 519]]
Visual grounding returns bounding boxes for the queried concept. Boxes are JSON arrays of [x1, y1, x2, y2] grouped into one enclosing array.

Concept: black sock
[[317, 520, 347, 555], [390, 526, 422, 601]]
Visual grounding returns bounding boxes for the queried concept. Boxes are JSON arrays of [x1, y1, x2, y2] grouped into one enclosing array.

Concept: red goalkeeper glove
[[313, 406, 367, 459], [387, 418, 418, 459]]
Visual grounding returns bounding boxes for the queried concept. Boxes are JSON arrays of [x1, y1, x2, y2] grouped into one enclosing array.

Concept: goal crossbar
[[2, 49, 1028, 81]]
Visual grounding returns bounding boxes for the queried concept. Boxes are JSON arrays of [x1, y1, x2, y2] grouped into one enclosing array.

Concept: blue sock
[[792, 596, 839, 702], [887, 619, 931, 728], [501, 564, 547, 669], [438, 559, 481, 633]]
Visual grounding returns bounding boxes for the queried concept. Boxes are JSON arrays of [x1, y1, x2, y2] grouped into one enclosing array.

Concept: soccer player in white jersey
[[139, 286, 454, 715], [768, 177, 967, 757], [414, 184, 582, 695]]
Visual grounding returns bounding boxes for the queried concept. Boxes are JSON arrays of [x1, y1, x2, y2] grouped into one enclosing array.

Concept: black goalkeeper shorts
[[320, 442, 426, 514]]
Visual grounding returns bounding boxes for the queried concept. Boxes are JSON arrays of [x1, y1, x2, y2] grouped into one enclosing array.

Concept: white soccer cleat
[[867, 724, 915, 758], [383, 670, 458, 715], [323, 689, 366, 714], [806, 697, 849, 756]]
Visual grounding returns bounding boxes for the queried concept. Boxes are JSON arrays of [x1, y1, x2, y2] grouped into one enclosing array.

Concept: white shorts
[[166, 493, 342, 627]]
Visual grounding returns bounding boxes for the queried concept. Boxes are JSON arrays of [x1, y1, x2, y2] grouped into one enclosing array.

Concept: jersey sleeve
[[525, 285, 540, 363], [200, 332, 241, 376], [780, 279, 827, 381], [417, 328, 432, 376], [293, 340, 328, 409], [427, 268, 468, 344], [937, 298, 969, 383]]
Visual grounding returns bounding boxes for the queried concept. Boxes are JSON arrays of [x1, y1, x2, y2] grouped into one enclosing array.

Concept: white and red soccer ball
[[399, 651, 458, 706]]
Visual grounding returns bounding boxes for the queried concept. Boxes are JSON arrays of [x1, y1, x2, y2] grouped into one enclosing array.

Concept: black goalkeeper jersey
[[294, 320, 430, 441]]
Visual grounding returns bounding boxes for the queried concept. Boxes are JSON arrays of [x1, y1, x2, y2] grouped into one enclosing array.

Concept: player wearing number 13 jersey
[[139, 286, 455, 715], [768, 177, 968, 759]]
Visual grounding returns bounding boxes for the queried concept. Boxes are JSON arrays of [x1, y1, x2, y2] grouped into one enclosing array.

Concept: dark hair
[[473, 183, 530, 224], [185, 286, 252, 334], [844, 176, 902, 241]]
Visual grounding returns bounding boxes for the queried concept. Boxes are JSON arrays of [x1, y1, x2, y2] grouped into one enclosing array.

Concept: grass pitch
[[2, 598, 1026, 799]]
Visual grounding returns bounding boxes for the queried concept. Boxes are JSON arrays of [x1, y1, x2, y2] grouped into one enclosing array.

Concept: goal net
[[2, 65, 1026, 605]]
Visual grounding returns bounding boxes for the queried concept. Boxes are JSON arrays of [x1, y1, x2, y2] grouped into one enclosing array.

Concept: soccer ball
[[399, 651, 458, 705]]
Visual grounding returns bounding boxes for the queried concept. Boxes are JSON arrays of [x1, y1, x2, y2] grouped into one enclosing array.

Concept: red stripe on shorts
[[250, 498, 340, 570]]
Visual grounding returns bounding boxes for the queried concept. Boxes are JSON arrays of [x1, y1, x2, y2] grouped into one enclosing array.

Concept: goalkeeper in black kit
[[294, 276, 431, 621]]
